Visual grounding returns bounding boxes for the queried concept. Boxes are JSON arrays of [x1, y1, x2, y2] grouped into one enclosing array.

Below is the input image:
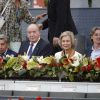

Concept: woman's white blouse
[[55, 51, 82, 67]]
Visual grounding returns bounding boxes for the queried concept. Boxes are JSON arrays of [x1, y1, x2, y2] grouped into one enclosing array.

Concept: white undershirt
[[91, 47, 100, 60], [27, 38, 40, 58]]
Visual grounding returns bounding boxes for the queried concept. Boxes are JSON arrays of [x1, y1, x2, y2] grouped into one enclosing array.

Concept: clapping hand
[[53, 37, 60, 46], [36, 13, 47, 20]]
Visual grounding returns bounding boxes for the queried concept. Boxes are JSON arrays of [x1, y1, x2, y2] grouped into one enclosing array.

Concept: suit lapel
[[5, 49, 10, 55], [31, 39, 42, 56], [25, 41, 30, 53]]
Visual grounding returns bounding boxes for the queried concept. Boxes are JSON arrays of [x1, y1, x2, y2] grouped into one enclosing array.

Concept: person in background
[[85, 26, 100, 60], [0, 0, 46, 53], [0, 34, 17, 58], [19, 24, 52, 59], [55, 31, 82, 66], [40, 0, 77, 54]]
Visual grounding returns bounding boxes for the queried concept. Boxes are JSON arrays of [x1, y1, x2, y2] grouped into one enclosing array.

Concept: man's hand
[[36, 13, 47, 20], [53, 37, 59, 46], [37, 24, 43, 30]]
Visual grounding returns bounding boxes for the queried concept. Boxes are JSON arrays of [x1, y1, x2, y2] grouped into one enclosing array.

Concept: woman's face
[[91, 29, 100, 45], [61, 36, 72, 50]]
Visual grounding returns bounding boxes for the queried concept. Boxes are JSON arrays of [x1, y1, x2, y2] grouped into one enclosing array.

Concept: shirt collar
[[92, 46, 100, 51], [30, 38, 40, 46]]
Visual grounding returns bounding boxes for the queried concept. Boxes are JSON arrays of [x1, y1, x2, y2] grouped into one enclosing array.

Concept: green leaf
[[69, 74, 74, 81]]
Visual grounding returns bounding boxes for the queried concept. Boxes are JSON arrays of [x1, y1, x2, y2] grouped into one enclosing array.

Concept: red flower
[[36, 96, 42, 100], [61, 58, 69, 65], [18, 97, 24, 100], [81, 66, 87, 72], [0, 57, 3, 64], [8, 97, 12, 100], [69, 58, 73, 63], [96, 57, 100, 66], [46, 98, 52, 100], [87, 65, 92, 72], [57, 63, 63, 67], [94, 64, 100, 71], [21, 60, 27, 69]]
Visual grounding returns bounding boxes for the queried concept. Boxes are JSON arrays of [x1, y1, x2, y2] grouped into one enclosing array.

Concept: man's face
[[0, 40, 8, 53], [27, 24, 40, 43]]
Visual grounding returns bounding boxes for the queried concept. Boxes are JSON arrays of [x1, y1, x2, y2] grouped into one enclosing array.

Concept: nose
[[29, 32, 34, 37]]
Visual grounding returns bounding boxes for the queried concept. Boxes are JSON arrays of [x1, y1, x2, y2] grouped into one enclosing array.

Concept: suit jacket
[[0, 49, 18, 57], [85, 46, 92, 57], [19, 38, 53, 57], [42, 0, 78, 43]]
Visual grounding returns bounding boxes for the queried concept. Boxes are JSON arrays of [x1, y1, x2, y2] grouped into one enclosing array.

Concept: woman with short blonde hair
[[55, 31, 82, 66], [59, 31, 75, 49]]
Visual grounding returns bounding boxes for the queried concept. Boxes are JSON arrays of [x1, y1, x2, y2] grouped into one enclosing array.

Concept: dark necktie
[[28, 43, 33, 57]]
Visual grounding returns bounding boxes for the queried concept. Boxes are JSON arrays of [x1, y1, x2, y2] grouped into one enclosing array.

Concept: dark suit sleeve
[[40, 43, 53, 57], [54, 0, 77, 37], [48, 0, 56, 35], [18, 42, 24, 55], [6, 49, 18, 57], [67, 0, 78, 35], [54, 0, 70, 37], [42, 19, 48, 30]]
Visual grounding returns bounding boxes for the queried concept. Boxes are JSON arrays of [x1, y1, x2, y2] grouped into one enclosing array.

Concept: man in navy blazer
[[0, 34, 17, 57], [19, 24, 52, 59]]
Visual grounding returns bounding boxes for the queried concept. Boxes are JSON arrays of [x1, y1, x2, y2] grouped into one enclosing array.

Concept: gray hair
[[0, 34, 9, 43], [59, 31, 75, 48]]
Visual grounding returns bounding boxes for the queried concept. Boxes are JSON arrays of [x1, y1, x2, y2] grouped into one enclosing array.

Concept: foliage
[[0, 55, 100, 81]]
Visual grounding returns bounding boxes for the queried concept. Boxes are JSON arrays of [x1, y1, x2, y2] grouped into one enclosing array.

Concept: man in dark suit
[[0, 34, 17, 58], [41, 0, 77, 54], [19, 24, 52, 59]]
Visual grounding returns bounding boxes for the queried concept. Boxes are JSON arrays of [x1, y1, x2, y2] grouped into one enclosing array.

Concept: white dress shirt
[[55, 51, 82, 67], [27, 38, 40, 58], [91, 47, 100, 60]]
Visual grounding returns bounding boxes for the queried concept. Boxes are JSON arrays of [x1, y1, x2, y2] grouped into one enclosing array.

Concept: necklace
[[62, 49, 75, 59]]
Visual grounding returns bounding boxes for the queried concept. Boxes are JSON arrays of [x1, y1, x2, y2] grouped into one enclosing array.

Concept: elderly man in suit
[[0, 34, 17, 57], [19, 24, 52, 59]]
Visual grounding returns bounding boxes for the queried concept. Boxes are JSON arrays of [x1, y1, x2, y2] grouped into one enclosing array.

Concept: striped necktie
[[28, 43, 33, 57]]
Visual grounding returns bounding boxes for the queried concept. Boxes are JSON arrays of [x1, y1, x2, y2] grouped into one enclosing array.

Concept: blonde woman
[[55, 31, 82, 66]]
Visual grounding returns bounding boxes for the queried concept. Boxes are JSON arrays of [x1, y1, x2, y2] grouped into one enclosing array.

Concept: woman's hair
[[90, 26, 100, 36], [59, 31, 75, 49], [90, 26, 100, 42]]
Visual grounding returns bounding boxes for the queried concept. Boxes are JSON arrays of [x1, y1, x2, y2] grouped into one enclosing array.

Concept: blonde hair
[[59, 31, 75, 48]]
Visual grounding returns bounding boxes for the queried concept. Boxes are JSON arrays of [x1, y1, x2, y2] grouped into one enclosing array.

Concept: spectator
[[55, 31, 82, 66], [19, 24, 52, 59], [0, 0, 46, 52], [0, 34, 17, 58], [86, 26, 100, 60], [41, 0, 77, 54]]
